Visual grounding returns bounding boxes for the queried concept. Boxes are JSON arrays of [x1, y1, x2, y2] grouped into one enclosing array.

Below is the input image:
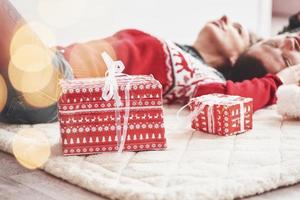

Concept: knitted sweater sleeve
[[192, 74, 283, 111]]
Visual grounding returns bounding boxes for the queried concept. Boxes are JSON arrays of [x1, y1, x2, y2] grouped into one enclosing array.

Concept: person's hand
[[276, 64, 300, 85]]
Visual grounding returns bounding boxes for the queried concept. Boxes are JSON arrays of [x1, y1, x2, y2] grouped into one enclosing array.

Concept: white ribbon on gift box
[[101, 52, 131, 153], [177, 94, 245, 133]]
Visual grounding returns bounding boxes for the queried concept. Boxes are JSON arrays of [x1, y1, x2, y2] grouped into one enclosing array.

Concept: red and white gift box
[[58, 75, 167, 155], [58, 53, 166, 155], [190, 93, 253, 136]]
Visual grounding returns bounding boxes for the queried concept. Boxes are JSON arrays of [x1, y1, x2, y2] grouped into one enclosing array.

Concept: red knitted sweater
[[61, 29, 283, 111]]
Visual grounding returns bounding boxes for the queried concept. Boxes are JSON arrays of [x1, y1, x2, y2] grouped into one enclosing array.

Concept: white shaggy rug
[[1, 105, 300, 200]]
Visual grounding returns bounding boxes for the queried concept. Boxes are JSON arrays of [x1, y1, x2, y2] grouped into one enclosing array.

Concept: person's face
[[197, 15, 250, 66], [246, 33, 300, 73]]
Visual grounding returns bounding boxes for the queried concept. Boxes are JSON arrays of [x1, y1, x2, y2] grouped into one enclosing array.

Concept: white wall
[[10, 0, 272, 46], [273, 0, 300, 16]]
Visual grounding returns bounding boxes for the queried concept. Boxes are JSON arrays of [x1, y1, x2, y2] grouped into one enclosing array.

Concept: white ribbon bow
[[101, 52, 125, 106], [101, 52, 132, 153]]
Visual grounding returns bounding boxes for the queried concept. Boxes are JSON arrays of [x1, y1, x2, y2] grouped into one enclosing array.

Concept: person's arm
[[192, 74, 282, 111], [59, 29, 169, 87]]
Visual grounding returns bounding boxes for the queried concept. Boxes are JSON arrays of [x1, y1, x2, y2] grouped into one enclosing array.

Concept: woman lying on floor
[[0, 0, 299, 124]]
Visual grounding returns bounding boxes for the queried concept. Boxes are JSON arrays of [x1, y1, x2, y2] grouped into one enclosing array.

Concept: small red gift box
[[190, 93, 253, 136], [58, 75, 167, 155]]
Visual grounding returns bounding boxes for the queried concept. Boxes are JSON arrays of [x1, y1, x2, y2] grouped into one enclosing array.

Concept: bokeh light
[[28, 22, 57, 48], [37, 0, 87, 28], [68, 40, 116, 78], [8, 58, 54, 93], [11, 44, 53, 72], [9, 22, 56, 93], [0, 74, 8, 112], [10, 22, 56, 56], [9, 21, 60, 108], [12, 128, 51, 170], [22, 70, 63, 108]]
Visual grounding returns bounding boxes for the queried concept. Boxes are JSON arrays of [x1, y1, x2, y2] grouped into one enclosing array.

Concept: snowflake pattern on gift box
[[63, 142, 168, 155], [58, 75, 167, 155]]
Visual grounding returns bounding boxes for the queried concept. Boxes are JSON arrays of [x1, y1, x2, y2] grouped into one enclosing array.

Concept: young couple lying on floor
[[0, 0, 300, 124]]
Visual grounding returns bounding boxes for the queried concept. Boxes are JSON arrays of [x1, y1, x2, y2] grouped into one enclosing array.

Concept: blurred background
[[9, 0, 297, 47], [272, 0, 299, 34]]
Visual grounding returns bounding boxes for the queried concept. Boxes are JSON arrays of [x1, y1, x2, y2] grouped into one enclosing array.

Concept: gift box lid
[[191, 93, 253, 106], [59, 75, 163, 106], [60, 75, 162, 91]]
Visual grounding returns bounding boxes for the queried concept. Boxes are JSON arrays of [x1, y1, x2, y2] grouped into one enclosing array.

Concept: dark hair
[[217, 31, 263, 79], [227, 52, 268, 82]]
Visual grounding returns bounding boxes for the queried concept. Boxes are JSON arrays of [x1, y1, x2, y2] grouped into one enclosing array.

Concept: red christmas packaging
[[190, 93, 253, 136], [58, 53, 166, 155]]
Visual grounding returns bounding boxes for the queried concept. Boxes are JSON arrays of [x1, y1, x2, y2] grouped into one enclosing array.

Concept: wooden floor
[[1, 151, 300, 200], [0, 151, 107, 200]]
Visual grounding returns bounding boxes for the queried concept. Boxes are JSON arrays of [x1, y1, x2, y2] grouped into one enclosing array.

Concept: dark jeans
[[0, 51, 73, 124]]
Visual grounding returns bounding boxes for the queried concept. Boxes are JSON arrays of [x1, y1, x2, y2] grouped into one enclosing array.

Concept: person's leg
[[0, 0, 25, 75], [0, 0, 72, 124]]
